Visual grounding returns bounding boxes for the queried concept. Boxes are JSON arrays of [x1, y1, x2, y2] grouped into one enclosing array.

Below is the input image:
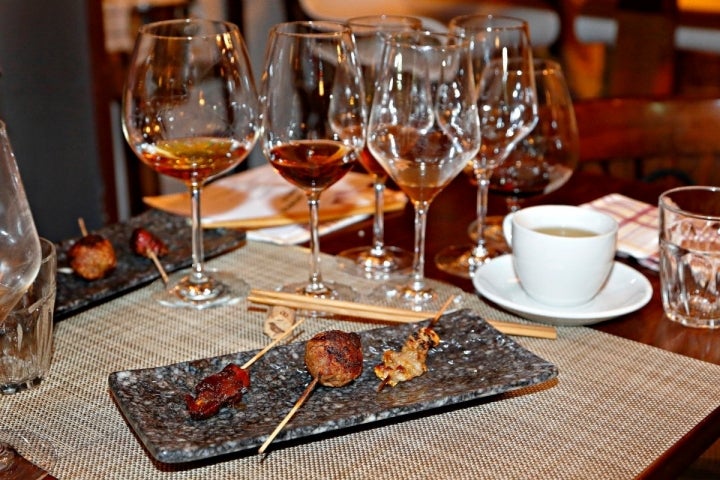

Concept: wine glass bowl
[[489, 59, 579, 211], [434, 15, 538, 279], [0, 121, 41, 322], [261, 21, 366, 301], [122, 19, 260, 309], [336, 15, 422, 280], [367, 31, 481, 311]]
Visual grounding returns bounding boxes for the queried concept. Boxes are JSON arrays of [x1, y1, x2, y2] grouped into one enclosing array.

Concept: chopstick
[[247, 289, 557, 340]]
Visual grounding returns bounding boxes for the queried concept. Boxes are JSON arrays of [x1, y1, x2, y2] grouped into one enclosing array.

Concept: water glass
[[659, 186, 720, 328], [0, 238, 56, 394]]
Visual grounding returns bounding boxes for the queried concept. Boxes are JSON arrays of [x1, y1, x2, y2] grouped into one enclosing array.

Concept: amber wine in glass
[[367, 31, 481, 311], [261, 21, 366, 302], [123, 19, 260, 309]]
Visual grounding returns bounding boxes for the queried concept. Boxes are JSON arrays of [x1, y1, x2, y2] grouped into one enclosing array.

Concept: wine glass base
[[152, 269, 249, 309], [0, 429, 56, 475], [278, 280, 359, 316], [336, 245, 413, 280], [434, 241, 511, 279], [366, 280, 465, 313], [466, 215, 506, 243]]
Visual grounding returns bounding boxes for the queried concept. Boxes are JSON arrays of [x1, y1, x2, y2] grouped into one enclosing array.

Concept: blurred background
[[0, 0, 718, 240]]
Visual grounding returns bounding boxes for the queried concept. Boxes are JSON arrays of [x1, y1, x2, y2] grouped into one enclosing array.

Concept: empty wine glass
[[489, 59, 579, 212], [434, 15, 538, 279], [122, 19, 260, 309], [0, 121, 41, 322], [336, 15, 421, 280], [0, 123, 53, 476], [367, 31, 481, 311], [261, 21, 366, 301]]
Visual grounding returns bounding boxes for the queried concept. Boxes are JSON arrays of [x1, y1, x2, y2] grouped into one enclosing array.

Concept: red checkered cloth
[[582, 193, 659, 271]]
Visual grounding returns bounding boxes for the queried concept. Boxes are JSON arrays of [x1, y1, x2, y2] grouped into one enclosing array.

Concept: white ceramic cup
[[502, 205, 618, 306]]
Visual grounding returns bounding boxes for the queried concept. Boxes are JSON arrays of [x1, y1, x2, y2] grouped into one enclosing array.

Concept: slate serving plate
[[108, 310, 558, 464], [54, 209, 246, 319]]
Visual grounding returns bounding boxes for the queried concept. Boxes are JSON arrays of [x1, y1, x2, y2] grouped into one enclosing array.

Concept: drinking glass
[[434, 15, 538, 278], [660, 186, 720, 328], [367, 31, 481, 311], [261, 21, 366, 301], [336, 15, 421, 280], [122, 19, 260, 309]]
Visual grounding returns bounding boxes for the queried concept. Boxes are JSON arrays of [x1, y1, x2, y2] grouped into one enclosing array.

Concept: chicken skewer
[[375, 295, 456, 392]]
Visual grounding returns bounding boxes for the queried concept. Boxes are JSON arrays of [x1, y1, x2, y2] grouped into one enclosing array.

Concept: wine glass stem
[[189, 183, 208, 284], [411, 202, 430, 293], [306, 192, 325, 292], [370, 178, 387, 256], [473, 171, 491, 257]]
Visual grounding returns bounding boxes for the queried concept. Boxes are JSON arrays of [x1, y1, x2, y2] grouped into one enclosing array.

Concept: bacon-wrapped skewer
[[185, 363, 250, 419], [130, 227, 169, 258], [185, 318, 305, 420], [374, 295, 456, 392]]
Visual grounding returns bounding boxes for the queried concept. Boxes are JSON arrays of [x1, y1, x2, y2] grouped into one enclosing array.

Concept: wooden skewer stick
[[146, 250, 169, 285], [241, 317, 306, 370], [77, 217, 88, 237], [430, 295, 458, 327], [258, 376, 319, 456]]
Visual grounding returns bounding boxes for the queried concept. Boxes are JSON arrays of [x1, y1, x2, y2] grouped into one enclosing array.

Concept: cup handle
[[502, 212, 516, 246]]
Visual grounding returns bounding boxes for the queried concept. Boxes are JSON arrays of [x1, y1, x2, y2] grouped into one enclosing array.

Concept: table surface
[[318, 170, 720, 477], [3, 170, 719, 479]]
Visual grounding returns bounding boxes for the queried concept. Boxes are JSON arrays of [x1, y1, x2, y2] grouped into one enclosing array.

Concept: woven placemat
[[2, 241, 719, 479]]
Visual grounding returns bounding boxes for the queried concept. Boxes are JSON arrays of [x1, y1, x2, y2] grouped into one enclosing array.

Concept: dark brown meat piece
[[304, 330, 363, 387], [130, 227, 168, 258], [185, 363, 251, 420], [67, 234, 117, 280]]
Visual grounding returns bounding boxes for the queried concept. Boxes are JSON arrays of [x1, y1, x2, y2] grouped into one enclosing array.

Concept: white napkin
[[144, 164, 406, 245], [582, 193, 660, 270]]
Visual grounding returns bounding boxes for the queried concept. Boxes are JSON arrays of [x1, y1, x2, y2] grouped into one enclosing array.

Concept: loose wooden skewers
[[248, 289, 557, 340]]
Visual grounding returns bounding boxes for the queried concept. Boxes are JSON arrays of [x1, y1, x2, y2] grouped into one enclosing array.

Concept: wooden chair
[[572, 96, 720, 187]]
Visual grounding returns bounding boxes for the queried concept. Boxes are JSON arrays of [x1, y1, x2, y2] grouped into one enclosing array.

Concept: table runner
[[2, 241, 719, 479]]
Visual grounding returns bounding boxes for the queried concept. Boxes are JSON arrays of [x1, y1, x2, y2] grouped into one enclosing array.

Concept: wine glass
[[488, 59, 579, 213], [260, 21, 366, 301], [367, 31, 481, 311], [122, 19, 260, 309], [434, 15, 538, 279], [0, 121, 41, 322], [0, 123, 54, 475], [335, 15, 421, 280]]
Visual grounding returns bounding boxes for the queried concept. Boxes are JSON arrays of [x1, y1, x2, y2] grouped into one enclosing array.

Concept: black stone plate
[[108, 310, 558, 464], [54, 209, 246, 320]]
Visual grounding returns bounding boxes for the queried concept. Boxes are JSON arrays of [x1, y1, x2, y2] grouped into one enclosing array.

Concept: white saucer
[[472, 255, 653, 326]]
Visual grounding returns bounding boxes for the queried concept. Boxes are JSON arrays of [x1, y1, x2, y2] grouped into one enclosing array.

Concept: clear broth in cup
[[533, 227, 597, 238]]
